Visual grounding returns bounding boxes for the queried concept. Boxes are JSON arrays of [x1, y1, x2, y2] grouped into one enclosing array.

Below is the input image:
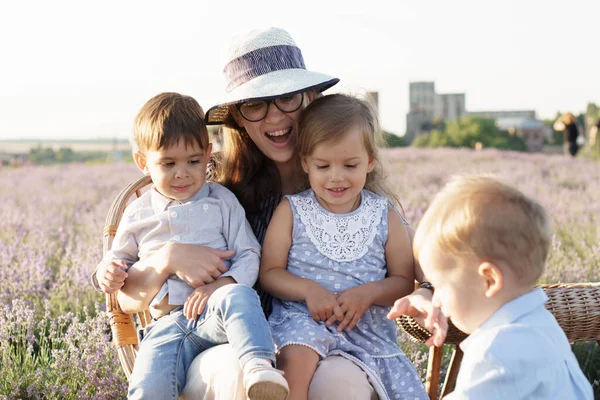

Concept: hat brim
[[206, 69, 339, 124]]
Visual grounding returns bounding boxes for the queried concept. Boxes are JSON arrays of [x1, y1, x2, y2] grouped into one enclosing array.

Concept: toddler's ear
[[478, 262, 503, 298], [133, 151, 149, 175]]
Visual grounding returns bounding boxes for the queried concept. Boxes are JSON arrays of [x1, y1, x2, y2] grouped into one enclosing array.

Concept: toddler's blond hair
[[414, 175, 551, 285]]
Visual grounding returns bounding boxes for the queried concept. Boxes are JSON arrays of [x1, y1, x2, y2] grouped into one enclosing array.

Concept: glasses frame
[[236, 92, 304, 122]]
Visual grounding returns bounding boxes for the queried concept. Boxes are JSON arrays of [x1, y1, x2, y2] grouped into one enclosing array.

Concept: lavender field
[[1, 147, 599, 399]]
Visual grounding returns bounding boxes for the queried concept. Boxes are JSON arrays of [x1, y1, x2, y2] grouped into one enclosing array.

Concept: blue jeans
[[128, 284, 276, 400]]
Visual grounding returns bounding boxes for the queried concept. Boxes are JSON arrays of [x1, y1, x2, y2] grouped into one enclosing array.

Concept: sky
[[1, 0, 598, 140]]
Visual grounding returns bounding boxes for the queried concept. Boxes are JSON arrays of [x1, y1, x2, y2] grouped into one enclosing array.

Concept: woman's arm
[[118, 242, 233, 313], [259, 199, 344, 322]]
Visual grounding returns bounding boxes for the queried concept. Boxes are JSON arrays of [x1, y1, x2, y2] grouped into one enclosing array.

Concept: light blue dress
[[269, 189, 428, 400]]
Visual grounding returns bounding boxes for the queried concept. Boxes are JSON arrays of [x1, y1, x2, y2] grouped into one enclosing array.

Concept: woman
[[98, 27, 446, 399], [554, 112, 580, 157]]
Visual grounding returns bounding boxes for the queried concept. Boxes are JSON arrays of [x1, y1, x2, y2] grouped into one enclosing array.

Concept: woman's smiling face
[[232, 91, 316, 166]]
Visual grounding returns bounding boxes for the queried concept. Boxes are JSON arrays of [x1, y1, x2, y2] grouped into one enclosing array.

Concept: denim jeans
[[128, 284, 276, 400]]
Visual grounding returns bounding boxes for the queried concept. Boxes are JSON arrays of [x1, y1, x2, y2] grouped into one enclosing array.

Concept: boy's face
[[418, 241, 488, 334], [135, 139, 211, 201]]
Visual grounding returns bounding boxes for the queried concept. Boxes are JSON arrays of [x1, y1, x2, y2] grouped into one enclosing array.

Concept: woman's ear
[[478, 262, 503, 297], [305, 90, 319, 104], [133, 151, 149, 175]]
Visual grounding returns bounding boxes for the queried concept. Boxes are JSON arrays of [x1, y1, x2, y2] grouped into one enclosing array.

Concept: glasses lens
[[238, 93, 304, 122], [239, 101, 268, 122], [274, 93, 303, 112]]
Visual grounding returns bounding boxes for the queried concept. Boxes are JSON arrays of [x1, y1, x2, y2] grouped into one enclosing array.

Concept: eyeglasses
[[236, 92, 304, 122]]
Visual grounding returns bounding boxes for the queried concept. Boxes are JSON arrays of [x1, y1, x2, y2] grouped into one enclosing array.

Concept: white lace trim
[[290, 191, 387, 262]]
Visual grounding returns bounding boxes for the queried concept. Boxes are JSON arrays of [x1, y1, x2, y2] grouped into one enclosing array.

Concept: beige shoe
[[244, 365, 289, 400]]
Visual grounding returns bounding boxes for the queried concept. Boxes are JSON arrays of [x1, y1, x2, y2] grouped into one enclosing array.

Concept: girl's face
[[232, 91, 316, 166], [301, 126, 375, 214]]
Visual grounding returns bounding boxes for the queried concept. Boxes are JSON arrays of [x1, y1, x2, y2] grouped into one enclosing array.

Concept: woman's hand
[[305, 282, 344, 323], [158, 242, 233, 287], [330, 285, 374, 332], [387, 288, 448, 347], [118, 243, 234, 313], [96, 260, 128, 293]]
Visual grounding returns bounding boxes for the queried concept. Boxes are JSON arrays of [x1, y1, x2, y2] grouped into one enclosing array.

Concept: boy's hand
[[96, 260, 128, 294], [387, 288, 448, 347], [183, 277, 235, 320], [183, 282, 218, 320], [330, 285, 373, 332], [305, 283, 344, 323]]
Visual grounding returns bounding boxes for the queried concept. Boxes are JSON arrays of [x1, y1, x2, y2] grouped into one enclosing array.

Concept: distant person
[[95, 92, 288, 400], [410, 175, 593, 400], [554, 112, 580, 156], [589, 119, 600, 153]]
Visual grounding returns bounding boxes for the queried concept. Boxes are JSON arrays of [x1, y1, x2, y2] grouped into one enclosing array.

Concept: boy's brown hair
[[133, 92, 208, 153], [414, 175, 552, 285]]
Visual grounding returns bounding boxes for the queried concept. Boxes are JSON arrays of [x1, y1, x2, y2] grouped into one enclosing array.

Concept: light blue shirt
[[100, 181, 260, 308], [446, 288, 593, 400]]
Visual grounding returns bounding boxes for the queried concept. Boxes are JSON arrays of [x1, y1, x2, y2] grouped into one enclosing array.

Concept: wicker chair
[[397, 283, 600, 399], [102, 175, 152, 379]]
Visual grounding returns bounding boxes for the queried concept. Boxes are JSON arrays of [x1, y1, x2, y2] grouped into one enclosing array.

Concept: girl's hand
[[387, 288, 448, 347], [96, 260, 128, 294], [158, 242, 233, 288], [331, 285, 374, 332], [305, 283, 344, 323]]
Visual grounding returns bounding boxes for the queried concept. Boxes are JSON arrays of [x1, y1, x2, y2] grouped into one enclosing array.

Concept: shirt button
[[170, 211, 178, 218], [173, 235, 181, 241]]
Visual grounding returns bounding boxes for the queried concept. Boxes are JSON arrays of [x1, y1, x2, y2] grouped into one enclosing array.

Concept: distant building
[[435, 93, 466, 121], [466, 110, 536, 120], [496, 117, 545, 152], [405, 82, 466, 143]]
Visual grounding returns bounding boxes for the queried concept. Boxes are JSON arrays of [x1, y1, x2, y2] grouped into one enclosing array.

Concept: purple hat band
[[224, 45, 306, 93]]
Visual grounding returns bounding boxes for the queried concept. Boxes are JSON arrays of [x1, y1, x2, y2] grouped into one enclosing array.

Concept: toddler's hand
[[96, 260, 128, 294], [387, 289, 448, 347], [183, 283, 219, 320], [305, 283, 344, 323], [331, 285, 373, 332]]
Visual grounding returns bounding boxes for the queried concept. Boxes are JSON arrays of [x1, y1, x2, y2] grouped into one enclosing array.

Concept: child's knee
[[277, 345, 319, 368]]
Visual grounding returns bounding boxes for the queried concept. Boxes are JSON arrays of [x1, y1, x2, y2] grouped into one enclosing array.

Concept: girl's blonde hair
[[297, 93, 403, 212]]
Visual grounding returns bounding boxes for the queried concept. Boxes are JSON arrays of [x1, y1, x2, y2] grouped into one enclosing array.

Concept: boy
[[96, 92, 288, 400], [411, 175, 593, 399]]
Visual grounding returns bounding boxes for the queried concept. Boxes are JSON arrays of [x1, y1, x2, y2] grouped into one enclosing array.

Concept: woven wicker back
[[102, 175, 152, 380], [397, 282, 600, 399], [398, 283, 600, 345]]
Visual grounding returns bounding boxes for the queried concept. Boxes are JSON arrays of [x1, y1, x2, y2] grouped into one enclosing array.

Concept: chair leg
[[440, 346, 463, 398], [426, 345, 443, 399]]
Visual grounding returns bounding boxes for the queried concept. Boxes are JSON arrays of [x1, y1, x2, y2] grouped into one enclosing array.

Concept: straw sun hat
[[206, 27, 339, 124]]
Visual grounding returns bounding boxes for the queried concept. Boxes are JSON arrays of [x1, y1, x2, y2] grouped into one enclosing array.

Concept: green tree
[[410, 116, 526, 151], [382, 131, 407, 147]]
